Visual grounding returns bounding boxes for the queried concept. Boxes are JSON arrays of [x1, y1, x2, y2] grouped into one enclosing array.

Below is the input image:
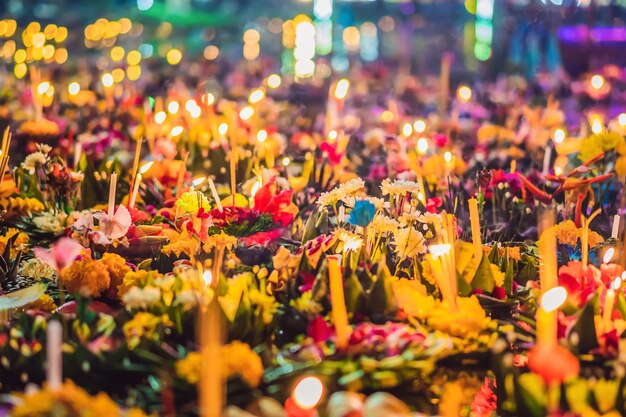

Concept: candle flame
[[202, 270, 213, 286], [248, 88, 266, 104], [239, 106, 255, 121], [444, 151, 453, 163], [192, 176, 206, 187], [170, 126, 183, 137], [139, 161, 154, 175], [292, 376, 324, 410], [429, 243, 451, 258], [603, 247, 615, 264], [413, 119, 426, 133], [457, 85, 472, 101], [154, 111, 166, 124], [541, 286, 567, 313], [619, 113, 626, 127], [218, 123, 228, 136], [612, 276, 621, 291], [257, 130, 267, 142], [417, 138, 429, 155], [553, 128, 566, 144], [402, 123, 413, 137], [37, 81, 51, 95]]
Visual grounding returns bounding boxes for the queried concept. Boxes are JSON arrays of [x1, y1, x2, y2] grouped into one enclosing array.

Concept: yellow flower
[[175, 191, 211, 217], [203, 231, 238, 253], [162, 229, 199, 257], [551, 220, 604, 248], [176, 342, 263, 388], [392, 279, 432, 318], [101, 253, 131, 291], [25, 293, 56, 312], [420, 260, 436, 286], [175, 352, 202, 384], [426, 296, 492, 338], [60, 257, 111, 298], [118, 270, 151, 297], [490, 264, 505, 287], [0, 228, 29, 258], [222, 341, 264, 387], [123, 312, 173, 350]]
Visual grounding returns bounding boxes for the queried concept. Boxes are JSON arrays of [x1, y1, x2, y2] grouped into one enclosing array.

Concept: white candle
[[129, 173, 142, 209], [73, 143, 82, 169], [46, 320, 62, 390], [108, 172, 117, 219], [208, 178, 223, 212], [612, 214, 620, 239], [542, 146, 552, 176]]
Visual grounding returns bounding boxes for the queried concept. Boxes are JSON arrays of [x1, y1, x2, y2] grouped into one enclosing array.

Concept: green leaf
[[454, 240, 475, 275], [471, 254, 495, 293], [516, 373, 547, 417], [0, 283, 46, 310], [573, 298, 599, 353], [344, 271, 365, 316], [302, 208, 319, 244], [366, 258, 398, 318]]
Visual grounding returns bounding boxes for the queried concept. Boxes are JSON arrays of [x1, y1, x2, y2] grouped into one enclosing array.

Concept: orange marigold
[[60, 258, 111, 297], [101, 253, 131, 289]]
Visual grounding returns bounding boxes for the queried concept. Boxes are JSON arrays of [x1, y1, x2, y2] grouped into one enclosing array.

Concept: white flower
[[316, 178, 365, 206], [19, 258, 55, 280], [393, 226, 426, 259], [381, 179, 421, 197], [342, 196, 387, 211], [21, 152, 48, 174], [33, 211, 68, 233], [122, 286, 161, 309], [175, 289, 201, 309], [333, 227, 363, 252], [36, 144, 52, 154]]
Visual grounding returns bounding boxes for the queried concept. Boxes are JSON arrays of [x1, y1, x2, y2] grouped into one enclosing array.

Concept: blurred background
[[2, 0, 626, 84]]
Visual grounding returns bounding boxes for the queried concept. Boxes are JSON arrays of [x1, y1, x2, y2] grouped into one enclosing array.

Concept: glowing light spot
[[248, 88, 266, 104], [167, 101, 179, 115], [140, 161, 154, 175], [239, 106, 255, 121], [218, 123, 229, 136], [541, 286, 567, 313], [429, 244, 451, 258], [457, 85, 472, 101], [590, 74, 605, 90], [170, 126, 184, 137], [444, 151, 453, 163], [553, 128, 566, 144], [101, 73, 114, 88], [267, 74, 281, 89], [413, 119, 426, 133], [257, 130, 268, 143], [604, 247, 615, 264], [402, 123, 413, 137], [166, 48, 182, 65], [292, 376, 324, 410], [37, 82, 51, 95], [154, 111, 166, 124], [68, 82, 80, 96], [618, 113, 626, 127], [417, 138, 429, 155], [334, 79, 350, 99]]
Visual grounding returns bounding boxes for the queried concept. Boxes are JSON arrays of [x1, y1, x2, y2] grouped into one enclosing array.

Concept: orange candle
[[327, 255, 350, 350]]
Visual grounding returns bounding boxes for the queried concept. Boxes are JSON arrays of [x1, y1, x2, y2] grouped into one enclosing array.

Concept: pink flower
[[33, 237, 84, 272], [93, 204, 132, 240]]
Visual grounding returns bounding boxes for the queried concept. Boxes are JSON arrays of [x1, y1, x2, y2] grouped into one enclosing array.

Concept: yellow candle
[[537, 210, 557, 294], [468, 198, 482, 262], [603, 288, 616, 328], [327, 255, 350, 350], [198, 298, 223, 417], [536, 286, 566, 347], [108, 172, 117, 219]]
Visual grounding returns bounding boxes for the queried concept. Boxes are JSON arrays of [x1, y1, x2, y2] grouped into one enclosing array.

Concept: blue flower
[[347, 200, 376, 227]]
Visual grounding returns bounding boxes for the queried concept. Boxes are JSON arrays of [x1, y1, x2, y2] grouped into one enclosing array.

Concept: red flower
[[425, 197, 442, 213], [253, 176, 295, 227], [240, 229, 284, 246], [558, 261, 600, 308], [127, 206, 151, 224], [470, 378, 498, 417], [320, 141, 343, 166], [307, 315, 332, 343]]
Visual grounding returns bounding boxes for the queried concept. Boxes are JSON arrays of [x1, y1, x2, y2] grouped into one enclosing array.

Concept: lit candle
[[108, 172, 117, 219], [603, 278, 619, 330], [612, 214, 620, 239], [468, 198, 482, 262], [129, 161, 154, 209], [327, 255, 350, 350], [536, 286, 566, 347], [538, 224, 558, 294], [128, 138, 144, 200], [208, 178, 223, 212], [46, 320, 62, 391]]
